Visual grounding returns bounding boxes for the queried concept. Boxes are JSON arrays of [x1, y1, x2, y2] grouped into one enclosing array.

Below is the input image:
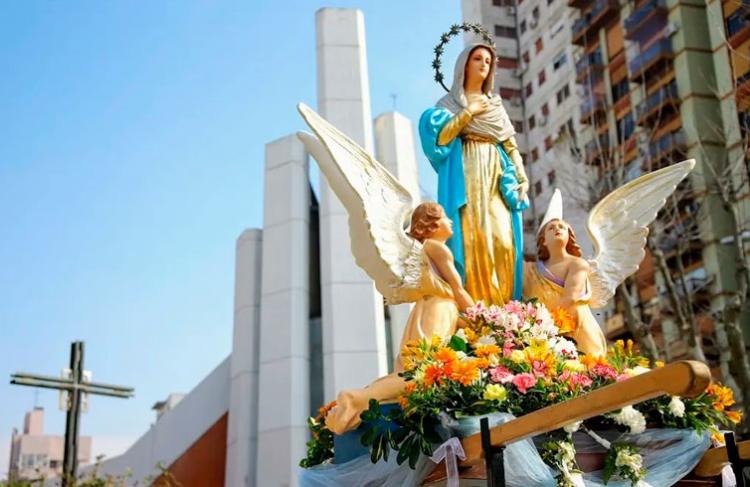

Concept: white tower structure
[[373, 112, 420, 363], [225, 229, 262, 487], [315, 8, 388, 400], [255, 135, 311, 487]]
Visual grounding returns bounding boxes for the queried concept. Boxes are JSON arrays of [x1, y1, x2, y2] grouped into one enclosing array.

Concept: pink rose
[[571, 373, 593, 388], [490, 366, 515, 384], [512, 373, 537, 394], [616, 373, 630, 382], [502, 341, 515, 358], [591, 364, 618, 380]]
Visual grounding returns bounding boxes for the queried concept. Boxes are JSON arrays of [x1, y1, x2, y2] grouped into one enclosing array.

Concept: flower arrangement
[[301, 300, 742, 486]]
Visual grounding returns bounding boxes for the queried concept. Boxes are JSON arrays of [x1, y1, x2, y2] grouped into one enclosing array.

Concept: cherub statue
[[524, 160, 696, 357], [296, 104, 473, 434]]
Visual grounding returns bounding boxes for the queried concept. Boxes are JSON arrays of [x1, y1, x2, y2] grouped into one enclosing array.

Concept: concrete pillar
[[373, 111, 420, 364], [255, 135, 311, 487], [225, 229, 262, 487], [316, 8, 388, 400]]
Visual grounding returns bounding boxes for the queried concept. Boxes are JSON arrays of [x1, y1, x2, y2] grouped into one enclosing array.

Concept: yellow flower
[[475, 344, 501, 358], [510, 349, 527, 364], [563, 359, 585, 372], [654, 360, 665, 368], [551, 307, 577, 335], [483, 384, 508, 402], [710, 428, 725, 445], [726, 410, 743, 424], [707, 383, 736, 411], [463, 327, 477, 343]]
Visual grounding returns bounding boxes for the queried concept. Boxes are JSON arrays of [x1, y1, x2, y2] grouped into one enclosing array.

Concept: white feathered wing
[[296, 103, 422, 304], [587, 159, 696, 308]]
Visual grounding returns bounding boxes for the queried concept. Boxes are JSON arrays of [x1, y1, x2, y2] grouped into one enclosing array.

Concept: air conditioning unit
[[663, 22, 679, 37], [530, 18, 538, 28], [506, 6, 517, 15]]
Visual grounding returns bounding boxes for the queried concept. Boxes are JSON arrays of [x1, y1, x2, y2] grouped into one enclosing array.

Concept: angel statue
[[296, 103, 474, 434], [419, 42, 529, 306], [524, 159, 696, 357]]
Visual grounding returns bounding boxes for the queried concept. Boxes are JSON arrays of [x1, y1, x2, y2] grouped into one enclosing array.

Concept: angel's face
[[543, 220, 569, 247], [465, 47, 492, 85], [433, 211, 454, 241]]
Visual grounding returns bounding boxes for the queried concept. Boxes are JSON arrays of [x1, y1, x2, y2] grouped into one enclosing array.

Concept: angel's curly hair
[[537, 219, 583, 260], [409, 202, 444, 242]]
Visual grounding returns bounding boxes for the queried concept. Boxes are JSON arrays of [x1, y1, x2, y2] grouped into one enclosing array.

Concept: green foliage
[[299, 416, 334, 468]]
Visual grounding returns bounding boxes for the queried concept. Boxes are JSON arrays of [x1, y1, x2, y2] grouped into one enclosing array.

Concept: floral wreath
[[433, 23, 496, 92]]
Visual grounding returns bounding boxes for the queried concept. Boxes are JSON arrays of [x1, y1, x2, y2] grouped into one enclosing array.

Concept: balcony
[[572, 0, 619, 45], [648, 130, 686, 163], [576, 50, 605, 82], [580, 92, 607, 124], [584, 134, 610, 164], [635, 81, 679, 125], [726, 9, 750, 48], [624, 0, 667, 39], [629, 38, 673, 81], [738, 69, 750, 111]]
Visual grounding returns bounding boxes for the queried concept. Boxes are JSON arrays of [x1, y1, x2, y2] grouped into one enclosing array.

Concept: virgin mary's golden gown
[[523, 260, 608, 357]]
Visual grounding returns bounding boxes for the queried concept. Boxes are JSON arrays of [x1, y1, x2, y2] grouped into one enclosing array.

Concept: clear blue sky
[[0, 0, 462, 476]]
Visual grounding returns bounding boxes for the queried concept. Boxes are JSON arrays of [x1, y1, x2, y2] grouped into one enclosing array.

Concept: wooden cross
[[10, 341, 134, 486]]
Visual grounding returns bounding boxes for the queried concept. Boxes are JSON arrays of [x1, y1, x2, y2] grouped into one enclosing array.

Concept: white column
[[373, 111, 421, 363], [225, 229, 262, 487], [255, 135, 311, 487], [316, 8, 387, 400]]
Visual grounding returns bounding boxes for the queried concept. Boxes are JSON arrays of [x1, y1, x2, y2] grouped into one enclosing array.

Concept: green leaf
[[397, 438, 412, 465], [360, 426, 377, 447], [409, 441, 421, 469], [449, 335, 467, 352]]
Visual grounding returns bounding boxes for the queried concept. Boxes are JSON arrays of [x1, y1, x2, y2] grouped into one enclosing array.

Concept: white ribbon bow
[[430, 437, 467, 487]]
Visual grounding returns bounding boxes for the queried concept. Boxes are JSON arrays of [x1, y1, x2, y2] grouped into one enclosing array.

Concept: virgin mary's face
[[464, 47, 493, 85]]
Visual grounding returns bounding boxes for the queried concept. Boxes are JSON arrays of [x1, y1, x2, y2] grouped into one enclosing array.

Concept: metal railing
[[635, 81, 679, 120], [648, 130, 686, 159], [624, 0, 666, 33], [629, 38, 672, 77]]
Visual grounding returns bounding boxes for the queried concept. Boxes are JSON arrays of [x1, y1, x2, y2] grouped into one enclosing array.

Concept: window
[[547, 0, 555, 5], [556, 84, 571, 104], [529, 115, 536, 130], [532, 6, 540, 19], [525, 82, 533, 97], [522, 51, 530, 64], [612, 78, 629, 102], [551, 20, 565, 38], [520, 20, 527, 34], [531, 148, 540, 161], [567, 118, 575, 135], [495, 25, 516, 38], [493, 0, 515, 5], [535, 37, 544, 53], [535, 180, 543, 195], [497, 56, 519, 69], [544, 136, 553, 150], [541, 102, 550, 116], [552, 52, 567, 70], [513, 120, 524, 133], [500, 87, 522, 99], [538, 68, 546, 86], [548, 170, 556, 185]]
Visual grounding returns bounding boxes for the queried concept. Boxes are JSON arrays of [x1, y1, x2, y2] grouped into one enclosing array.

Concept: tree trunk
[[652, 248, 707, 362], [618, 284, 662, 362]]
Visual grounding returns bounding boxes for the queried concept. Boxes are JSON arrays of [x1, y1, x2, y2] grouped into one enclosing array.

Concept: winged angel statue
[[296, 102, 694, 433]]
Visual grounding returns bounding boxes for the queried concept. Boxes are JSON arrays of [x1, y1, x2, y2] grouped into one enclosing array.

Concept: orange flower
[[475, 357, 491, 369], [434, 347, 458, 364], [475, 344, 501, 358], [707, 383, 736, 411], [726, 410, 743, 424], [404, 382, 416, 393], [316, 400, 338, 420], [450, 360, 480, 385], [551, 307, 577, 335], [710, 428, 725, 445], [399, 395, 409, 408], [462, 327, 477, 343], [424, 363, 445, 387], [580, 354, 609, 370]]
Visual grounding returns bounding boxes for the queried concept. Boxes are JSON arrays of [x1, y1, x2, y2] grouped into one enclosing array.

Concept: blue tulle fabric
[[297, 412, 711, 487]]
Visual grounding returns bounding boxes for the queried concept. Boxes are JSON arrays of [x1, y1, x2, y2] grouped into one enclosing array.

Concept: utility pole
[[10, 341, 134, 486]]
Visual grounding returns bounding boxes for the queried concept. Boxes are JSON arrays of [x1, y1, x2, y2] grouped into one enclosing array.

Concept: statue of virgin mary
[[419, 43, 529, 305]]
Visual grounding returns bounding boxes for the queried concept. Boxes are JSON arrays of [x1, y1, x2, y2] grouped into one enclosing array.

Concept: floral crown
[[433, 22, 496, 92]]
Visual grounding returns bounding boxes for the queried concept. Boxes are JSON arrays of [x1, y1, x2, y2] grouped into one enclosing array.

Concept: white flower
[[559, 440, 576, 463], [456, 351, 468, 360], [668, 396, 685, 418], [568, 472, 585, 487], [454, 329, 468, 342], [612, 406, 646, 434], [553, 338, 579, 358], [477, 334, 496, 346], [615, 449, 643, 472], [564, 421, 582, 433]]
